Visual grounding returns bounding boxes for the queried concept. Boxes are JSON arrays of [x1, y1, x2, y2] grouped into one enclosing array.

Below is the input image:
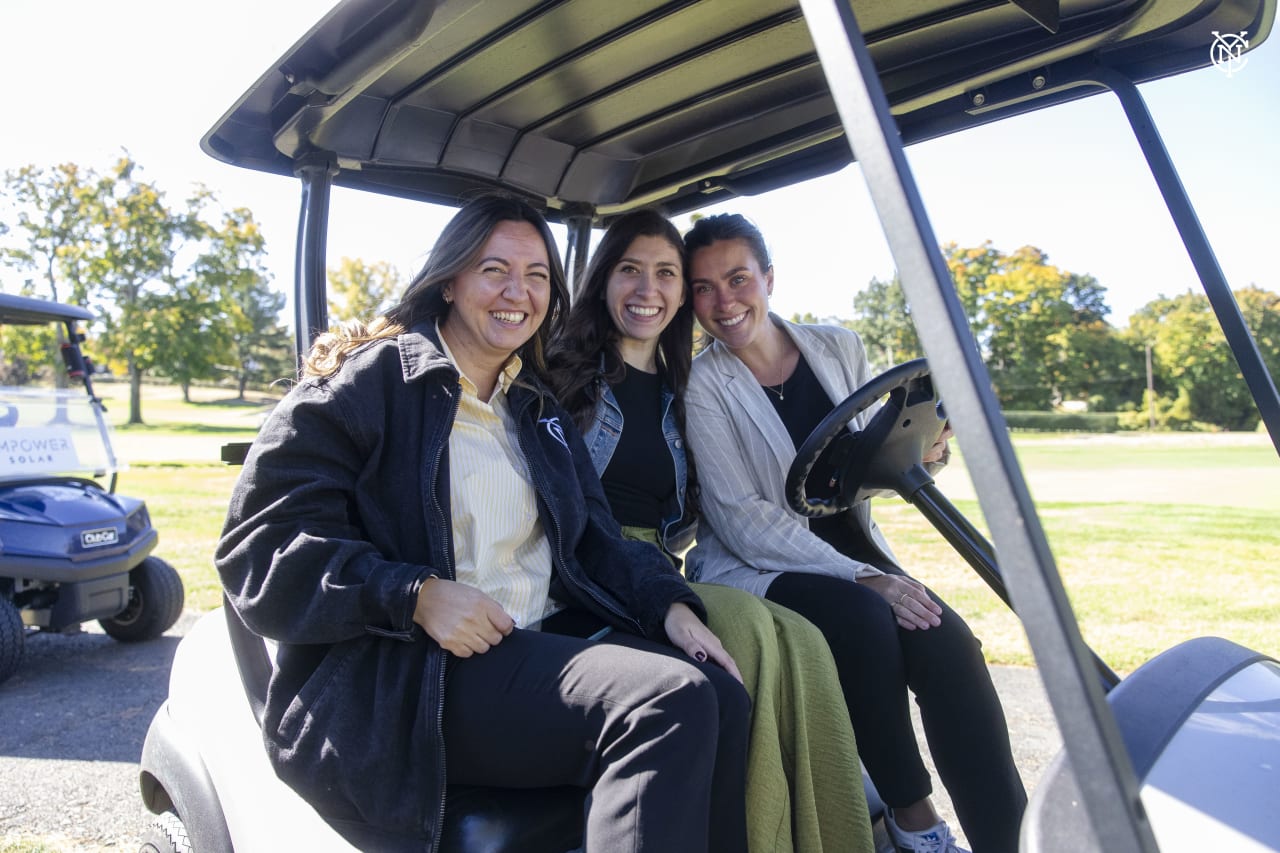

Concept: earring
[[443, 291, 453, 304]]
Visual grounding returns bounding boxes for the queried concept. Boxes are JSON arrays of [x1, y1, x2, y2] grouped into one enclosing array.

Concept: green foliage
[[327, 256, 405, 323], [848, 275, 922, 370], [946, 243, 1117, 409], [1, 158, 293, 414], [1126, 287, 1280, 430], [1003, 411, 1120, 432], [0, 320, 55, 385]]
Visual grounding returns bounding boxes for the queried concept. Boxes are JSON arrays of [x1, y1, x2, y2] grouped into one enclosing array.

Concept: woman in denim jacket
[[548, 209, 873, 853], [216, 196, 751, 853]]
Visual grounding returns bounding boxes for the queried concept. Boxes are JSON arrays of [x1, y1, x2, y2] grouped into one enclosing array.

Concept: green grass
[[98, 383, 1280, 674], [130, 461, 244, 611]]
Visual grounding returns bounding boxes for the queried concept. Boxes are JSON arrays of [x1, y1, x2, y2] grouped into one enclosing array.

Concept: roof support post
[[1088, 68, 1280, 456], [563, 213, 594, 298], [293, 156, 339, 370], [795, 0, 1160, 849]]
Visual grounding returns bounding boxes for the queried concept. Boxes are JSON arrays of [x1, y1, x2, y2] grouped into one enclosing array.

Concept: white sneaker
[[885, 811, 969, 853]]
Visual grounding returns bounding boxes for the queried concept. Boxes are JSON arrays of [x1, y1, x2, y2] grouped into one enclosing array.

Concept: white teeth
[[720, 312, 747, 327], [491, 311, 526, 324], [627, 305, 661, 317]]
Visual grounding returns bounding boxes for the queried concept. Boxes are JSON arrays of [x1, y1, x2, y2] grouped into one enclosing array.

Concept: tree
[[944, 243, 1119, 410], [327, 257, 404, 323], [1128, 286, 1280, 430], [197, 207, 290, 396], [76, 156, 195, 424], [1, 163, 96, 307], [849, 275, 922, 370], [1, 163, 101, 389]]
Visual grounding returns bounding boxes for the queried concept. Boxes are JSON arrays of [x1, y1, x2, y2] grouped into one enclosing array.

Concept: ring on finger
[[897, 592, 910, 607]]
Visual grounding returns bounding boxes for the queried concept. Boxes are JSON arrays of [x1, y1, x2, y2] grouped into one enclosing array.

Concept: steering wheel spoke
[[786, 358, 946, 517]]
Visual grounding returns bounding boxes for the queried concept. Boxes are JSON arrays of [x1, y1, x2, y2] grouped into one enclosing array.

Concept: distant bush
[[1003, 411, 1120, 432]]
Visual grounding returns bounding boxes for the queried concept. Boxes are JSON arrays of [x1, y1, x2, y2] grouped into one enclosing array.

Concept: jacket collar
[[397, 322, 456, 383]]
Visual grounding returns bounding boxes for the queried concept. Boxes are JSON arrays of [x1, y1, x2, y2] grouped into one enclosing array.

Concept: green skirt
[[621, 525, 874, 853]]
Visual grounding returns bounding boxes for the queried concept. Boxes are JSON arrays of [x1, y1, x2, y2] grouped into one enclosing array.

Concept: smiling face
[[605, 234, 686, 369], [689, 237, 774, 353], [441, 219, 551, 386]]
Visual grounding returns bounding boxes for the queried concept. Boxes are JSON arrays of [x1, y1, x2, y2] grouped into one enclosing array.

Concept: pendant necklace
[[761, 363, 787, 401]]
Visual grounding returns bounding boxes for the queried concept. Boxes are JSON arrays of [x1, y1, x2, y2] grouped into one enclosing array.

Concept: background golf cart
[[139, 0, 1280, 851], [0, 293, 184, 685]]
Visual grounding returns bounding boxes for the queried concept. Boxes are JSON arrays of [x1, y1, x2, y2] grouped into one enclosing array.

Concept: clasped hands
[[413, 578, 742, 682]]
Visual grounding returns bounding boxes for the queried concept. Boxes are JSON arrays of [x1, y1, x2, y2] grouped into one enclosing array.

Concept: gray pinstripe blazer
[[685, 315, 914, 597]]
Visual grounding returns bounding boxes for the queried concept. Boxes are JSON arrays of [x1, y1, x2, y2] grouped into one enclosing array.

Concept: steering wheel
[[786, 358, 946, 518]]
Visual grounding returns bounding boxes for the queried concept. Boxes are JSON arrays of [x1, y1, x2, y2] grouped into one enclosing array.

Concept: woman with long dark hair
[[216, 195, 752, 853], [549, 208, 873, 853]]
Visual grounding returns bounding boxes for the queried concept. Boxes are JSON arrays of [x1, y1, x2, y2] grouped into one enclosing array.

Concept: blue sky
[[2, 0, 1276, 327]]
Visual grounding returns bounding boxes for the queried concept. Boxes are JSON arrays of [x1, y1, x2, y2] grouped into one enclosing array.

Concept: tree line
[[0, 158, 409, 424], [819, 242, 1279, 432], [0, 157, 290, 423], [4, 159, 1276, 430]]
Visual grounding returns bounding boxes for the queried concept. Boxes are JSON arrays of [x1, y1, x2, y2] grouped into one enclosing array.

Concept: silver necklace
[[762, 378, 785, 400]]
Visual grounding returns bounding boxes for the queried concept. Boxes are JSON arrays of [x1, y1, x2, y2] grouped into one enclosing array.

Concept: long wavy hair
[[546, 208, 700, 519], [303, 194, 569, 383]]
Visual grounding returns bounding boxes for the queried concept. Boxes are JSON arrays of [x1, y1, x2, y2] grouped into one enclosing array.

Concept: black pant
[[441, 619, 750, 853], [766, 570, 1026, 853]]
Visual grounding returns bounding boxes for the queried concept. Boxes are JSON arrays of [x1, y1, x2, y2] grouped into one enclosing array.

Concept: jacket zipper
[[427, 383, 461, 852], [515, 394, 640, 633]]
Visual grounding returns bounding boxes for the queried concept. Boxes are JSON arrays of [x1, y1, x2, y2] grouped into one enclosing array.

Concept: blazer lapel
[[711, 339, 803, 486]]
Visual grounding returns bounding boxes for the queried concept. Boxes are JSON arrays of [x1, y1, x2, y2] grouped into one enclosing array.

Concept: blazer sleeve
[[685, 354, 883, 582]]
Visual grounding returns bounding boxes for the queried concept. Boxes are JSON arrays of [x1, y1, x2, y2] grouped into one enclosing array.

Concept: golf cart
[[138, 0, 1279, 851], [0, 293, 184, 685]]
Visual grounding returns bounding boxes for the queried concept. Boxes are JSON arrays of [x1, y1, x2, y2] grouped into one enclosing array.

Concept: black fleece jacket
[[215, 323, 702, 851]]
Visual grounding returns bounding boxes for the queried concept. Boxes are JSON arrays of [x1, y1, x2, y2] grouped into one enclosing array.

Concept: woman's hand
[[664, 602, 744, 684], [413, 578, 515, 657], [859, 574, 942, 630]]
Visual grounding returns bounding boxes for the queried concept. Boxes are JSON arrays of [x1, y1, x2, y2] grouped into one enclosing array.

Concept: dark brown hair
[[546, 209, 700, 518], [304, 194, 569, 382]]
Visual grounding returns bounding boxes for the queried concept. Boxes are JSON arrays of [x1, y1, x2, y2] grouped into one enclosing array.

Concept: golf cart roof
[[202, 0, 1272, 223], [0, 293, 93, 326]]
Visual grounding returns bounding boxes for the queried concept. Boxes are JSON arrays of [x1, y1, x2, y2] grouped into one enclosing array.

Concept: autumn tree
[[327, 257, 404, 323], [944, 243, 1116, 409]]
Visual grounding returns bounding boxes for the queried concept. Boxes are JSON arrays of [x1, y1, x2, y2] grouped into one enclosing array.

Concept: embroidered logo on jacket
[[539, 416, 569, 450]]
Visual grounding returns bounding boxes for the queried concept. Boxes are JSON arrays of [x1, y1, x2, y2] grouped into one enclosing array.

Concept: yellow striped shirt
[[439, 335, 555, 629]]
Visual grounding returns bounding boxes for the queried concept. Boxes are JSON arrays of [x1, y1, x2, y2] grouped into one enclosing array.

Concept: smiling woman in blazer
[[683, 212, 1027, 853]]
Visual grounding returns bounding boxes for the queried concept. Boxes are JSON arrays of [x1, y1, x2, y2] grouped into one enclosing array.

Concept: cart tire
[[139, 810, 193, 853], [0, 597, 23, 684], [99, 557, 185, 642]]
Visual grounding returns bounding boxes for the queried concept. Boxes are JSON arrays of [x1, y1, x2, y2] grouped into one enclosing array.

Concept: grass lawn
[[97, 382, 1279, 673]]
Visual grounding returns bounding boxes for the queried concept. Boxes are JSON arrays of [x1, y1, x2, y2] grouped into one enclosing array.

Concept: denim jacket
[[216, 325, 701, 852], [582, 368, 697, 556]]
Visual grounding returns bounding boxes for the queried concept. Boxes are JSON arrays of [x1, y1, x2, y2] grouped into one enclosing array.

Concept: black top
[[764, 355, 890, 570], [602, 365, 676, 528]]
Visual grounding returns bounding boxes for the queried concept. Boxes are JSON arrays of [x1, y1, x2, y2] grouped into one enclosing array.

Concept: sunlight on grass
[[875, 497, 1280, 673], [127, 462, 243, 611], [100, 384, 1279, 675]]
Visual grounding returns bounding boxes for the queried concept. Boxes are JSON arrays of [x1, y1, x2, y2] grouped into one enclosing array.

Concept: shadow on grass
[[186, 396, 280, 409], [115, 422, 260, 435]]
